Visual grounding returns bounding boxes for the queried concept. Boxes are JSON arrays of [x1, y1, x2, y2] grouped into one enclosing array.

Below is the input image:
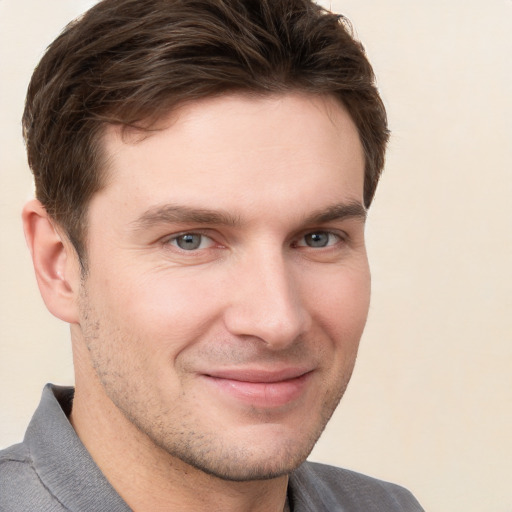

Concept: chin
[[180, 447, 308, 482], [159, 422, 323, 482]]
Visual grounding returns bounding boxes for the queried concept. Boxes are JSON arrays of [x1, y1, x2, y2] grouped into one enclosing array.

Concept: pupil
[[177, 234, 201, 250], [306, 232, 328, 247]]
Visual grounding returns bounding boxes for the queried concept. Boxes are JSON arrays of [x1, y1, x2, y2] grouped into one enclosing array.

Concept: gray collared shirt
[[0, 384, 424, 511]]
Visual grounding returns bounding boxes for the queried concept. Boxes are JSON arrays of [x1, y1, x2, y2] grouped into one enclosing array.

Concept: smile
[[201, 368, 313, 408]]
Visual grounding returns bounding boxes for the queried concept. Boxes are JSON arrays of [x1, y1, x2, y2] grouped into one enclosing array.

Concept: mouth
[[201, 367, 314, 408]]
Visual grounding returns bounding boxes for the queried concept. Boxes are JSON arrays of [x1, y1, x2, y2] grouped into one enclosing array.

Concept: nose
[[223, 249, 311, 349]]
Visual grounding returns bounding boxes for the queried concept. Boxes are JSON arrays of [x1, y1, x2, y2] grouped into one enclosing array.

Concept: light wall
[[1, 1, 510, 511]]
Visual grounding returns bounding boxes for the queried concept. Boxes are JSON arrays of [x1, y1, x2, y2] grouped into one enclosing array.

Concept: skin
[[23, 92, 370, 512]]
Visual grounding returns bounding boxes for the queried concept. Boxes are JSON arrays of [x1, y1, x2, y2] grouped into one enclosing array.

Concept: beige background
[[1, 1, 511, 510]]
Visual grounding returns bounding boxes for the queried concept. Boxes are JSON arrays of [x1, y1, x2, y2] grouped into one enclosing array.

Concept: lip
[[201, 367, 314, 408]]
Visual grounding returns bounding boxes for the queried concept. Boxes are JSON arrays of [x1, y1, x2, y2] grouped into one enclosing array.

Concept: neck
[[70, 372, 289, 512]]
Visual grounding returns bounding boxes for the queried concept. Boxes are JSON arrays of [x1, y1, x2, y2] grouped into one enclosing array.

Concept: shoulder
[[0, 443, 66, 512], [0, 442, 32, 484], [289, 461, 424, 512]]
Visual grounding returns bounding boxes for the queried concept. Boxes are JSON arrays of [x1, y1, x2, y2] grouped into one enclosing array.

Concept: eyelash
[[293, 231, 344, 249], [163, 231, 219, 252], [162, 229, 346, 253]]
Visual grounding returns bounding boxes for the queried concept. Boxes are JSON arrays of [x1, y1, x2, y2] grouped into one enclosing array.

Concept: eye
[[168, 233, 215, 251], [297, 231, 341, 248]]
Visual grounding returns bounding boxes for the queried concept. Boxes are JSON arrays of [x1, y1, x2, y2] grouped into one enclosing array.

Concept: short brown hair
[[23, 0, 388, 265]]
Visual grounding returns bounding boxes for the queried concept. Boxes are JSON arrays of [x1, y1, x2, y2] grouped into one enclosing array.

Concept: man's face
[[74, 93, 370, 481]]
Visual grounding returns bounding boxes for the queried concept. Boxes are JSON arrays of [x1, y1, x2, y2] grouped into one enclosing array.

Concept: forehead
[[94, 92, 365, 222]]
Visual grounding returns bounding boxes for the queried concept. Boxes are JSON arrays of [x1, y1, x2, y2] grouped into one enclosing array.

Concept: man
[[0, 0, 423, 510]]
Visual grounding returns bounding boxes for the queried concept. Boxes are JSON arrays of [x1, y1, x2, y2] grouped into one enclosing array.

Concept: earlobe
[[22, 199, 81, 324]]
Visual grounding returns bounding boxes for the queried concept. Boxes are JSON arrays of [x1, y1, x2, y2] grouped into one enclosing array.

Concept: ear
[[22, 199, 81, 324]]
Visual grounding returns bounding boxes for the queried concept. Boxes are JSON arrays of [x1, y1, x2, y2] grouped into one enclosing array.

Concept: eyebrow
[[131, 200, 366, 231], [302, 201, 367, 225], [131, 204, 241, 231]]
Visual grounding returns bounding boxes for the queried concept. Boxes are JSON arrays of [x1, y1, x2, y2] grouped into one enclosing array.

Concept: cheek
[[307, 263, 371, 343], [91, 268, 225, 350]]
